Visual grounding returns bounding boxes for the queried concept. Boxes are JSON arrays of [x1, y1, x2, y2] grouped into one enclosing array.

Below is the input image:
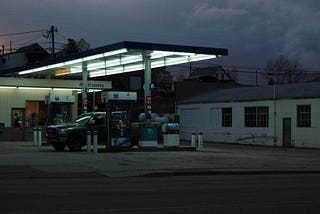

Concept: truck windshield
[[74, 113, 93, 125]]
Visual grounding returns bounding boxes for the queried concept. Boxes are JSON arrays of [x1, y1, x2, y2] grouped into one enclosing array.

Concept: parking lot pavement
[[1, 141, 320, 178]]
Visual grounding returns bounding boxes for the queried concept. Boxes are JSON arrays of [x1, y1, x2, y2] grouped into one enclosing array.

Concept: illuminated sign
[[101, 91, 137, 103]]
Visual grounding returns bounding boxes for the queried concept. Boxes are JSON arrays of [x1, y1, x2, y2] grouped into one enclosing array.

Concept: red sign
[[146, 96, 152, 112]]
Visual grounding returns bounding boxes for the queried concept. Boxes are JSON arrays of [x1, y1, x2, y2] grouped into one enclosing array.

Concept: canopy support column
[[143, 51, 152, 114], [82, 62, 88, 113]]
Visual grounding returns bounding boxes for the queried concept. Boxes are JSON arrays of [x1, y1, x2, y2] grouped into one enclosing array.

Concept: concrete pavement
[[1, 141, 320, 178]]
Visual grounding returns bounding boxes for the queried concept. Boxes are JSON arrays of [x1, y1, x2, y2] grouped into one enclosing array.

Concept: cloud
[[1, 0, 319, 70], [282, 11, 320, 70], [190, 3, 248, 20], [184, 0, 320, 70]]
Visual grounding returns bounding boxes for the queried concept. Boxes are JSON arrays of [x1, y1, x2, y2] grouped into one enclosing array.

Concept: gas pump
[[110, 111, 131, 147], [101, 91, 137, 149], [161, 123, 180, 147]]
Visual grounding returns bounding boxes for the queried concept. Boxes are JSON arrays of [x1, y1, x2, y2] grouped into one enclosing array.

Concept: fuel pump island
[[101, 91, 183, 151], [46, 91, 186, 152]]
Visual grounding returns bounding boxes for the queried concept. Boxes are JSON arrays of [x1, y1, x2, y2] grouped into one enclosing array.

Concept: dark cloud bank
[[1, 0, 319, 70]]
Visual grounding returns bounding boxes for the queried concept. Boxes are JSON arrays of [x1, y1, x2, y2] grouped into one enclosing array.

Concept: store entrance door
[[12, 108, 25, 129], [11, 108, 26, 141], [282, 118, 292, 147]]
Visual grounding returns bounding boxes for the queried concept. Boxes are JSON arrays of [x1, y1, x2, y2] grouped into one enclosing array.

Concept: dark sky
[[1, 0, 320, 70]]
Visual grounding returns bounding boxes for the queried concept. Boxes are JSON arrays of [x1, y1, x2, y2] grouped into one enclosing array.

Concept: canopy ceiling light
[[11, 41, 227, 77], [55, 69, 70, 77]]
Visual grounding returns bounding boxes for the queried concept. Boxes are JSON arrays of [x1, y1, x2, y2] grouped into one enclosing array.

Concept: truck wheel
[[52, 142, 66, 151], [67, 135, 83, 151]]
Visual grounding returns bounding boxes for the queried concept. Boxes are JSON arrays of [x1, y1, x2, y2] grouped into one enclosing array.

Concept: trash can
[[139, 122, 158, 147]]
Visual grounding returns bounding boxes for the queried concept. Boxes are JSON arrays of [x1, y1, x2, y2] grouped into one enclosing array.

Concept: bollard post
[[191, 131, 197, 147], [33, 127, 38, 146], [86, 131, 92, 152], [93, 131, 98, 153], [38, 127, 42, 147], [197, 131, 203, 151]]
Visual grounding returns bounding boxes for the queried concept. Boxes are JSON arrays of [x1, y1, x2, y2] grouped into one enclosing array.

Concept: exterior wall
[[0, 88, 77, 127], [177, 98, 320, 148], [275, 99, 320, 148], [1, 52, 28, 70]]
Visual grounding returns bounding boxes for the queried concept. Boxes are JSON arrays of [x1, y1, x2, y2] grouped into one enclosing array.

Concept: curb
[[97, 147, 196, 153], [138, 169, 320, 177]]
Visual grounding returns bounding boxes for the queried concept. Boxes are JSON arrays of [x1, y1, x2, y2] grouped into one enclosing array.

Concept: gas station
[[2, 41, 228, 150]]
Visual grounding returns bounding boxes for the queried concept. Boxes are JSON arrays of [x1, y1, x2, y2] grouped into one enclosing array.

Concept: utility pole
[[51, 25, 55, 57], [0, 45, 4, 71], [44, 26, 57, 57]]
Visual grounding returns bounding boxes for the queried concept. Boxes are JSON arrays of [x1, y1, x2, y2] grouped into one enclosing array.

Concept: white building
[[0, 43, 50, 70], [177, 82, 320, 148]]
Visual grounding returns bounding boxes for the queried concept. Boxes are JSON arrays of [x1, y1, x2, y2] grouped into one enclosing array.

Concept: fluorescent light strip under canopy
[[89, 54, 217, 77], [90, 64, 143, 77], [19, 87, 80, 91], [87, 55, 143, 71], [0, 86, 81, 91], [18, 48, 128, 75], [0, 86, 17, 89], [18, 48, 218, 76]]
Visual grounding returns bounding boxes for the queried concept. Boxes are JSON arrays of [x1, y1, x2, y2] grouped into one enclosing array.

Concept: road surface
[[1, 173, 320, 213]]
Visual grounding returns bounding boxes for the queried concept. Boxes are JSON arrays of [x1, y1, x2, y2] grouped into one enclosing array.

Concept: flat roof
[[2, 41, 228, 78], [178, 82, 320, 104]]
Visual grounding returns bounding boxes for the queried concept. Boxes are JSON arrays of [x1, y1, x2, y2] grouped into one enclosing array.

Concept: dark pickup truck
[[46, 112, 106, 151]]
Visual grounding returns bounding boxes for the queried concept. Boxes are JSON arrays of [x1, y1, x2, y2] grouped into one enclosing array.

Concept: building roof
[[187, 65, 234, 82], [189, 65, 222, 77], [175, 81, 245, 102], [178, 82, 320, 104], [14, 43, 49, 56]]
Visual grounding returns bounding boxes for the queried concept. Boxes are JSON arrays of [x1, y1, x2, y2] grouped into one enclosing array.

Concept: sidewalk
[[1, 141, 320, 178]]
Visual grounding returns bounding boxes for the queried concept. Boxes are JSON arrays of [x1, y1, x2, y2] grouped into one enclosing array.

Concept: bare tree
[[152, 69, 174, 95], [265, 55, 305, 84]]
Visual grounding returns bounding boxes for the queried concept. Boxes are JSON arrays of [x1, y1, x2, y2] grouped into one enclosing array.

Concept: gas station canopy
[[3, 41, 228, 78], [2, 41, 228, 113]]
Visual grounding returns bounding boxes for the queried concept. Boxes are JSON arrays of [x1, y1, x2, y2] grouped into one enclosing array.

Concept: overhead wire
[[12, 33, 45, 48], [0, 27, 70, 54], [1, 29, 48, 53], [0, 29, 46, 37]]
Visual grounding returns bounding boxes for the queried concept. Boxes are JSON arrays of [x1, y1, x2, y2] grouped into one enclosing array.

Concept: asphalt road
[[1, 174, 320, 214]]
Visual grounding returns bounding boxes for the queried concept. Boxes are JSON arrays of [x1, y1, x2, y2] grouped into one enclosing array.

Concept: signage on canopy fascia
[[101, 91, 137, 103], [45, 95, 75, 104], [79, 81, 112, 89]]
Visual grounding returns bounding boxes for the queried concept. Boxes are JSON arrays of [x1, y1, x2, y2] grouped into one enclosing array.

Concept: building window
[[222, 107, 232, 127], [297, 105, 311, 127], [245, 106, 269, 127]]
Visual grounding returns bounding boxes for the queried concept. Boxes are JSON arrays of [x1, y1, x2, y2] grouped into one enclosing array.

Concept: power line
[[0, 29, 45, 37], [169, 60, 320, 74]]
